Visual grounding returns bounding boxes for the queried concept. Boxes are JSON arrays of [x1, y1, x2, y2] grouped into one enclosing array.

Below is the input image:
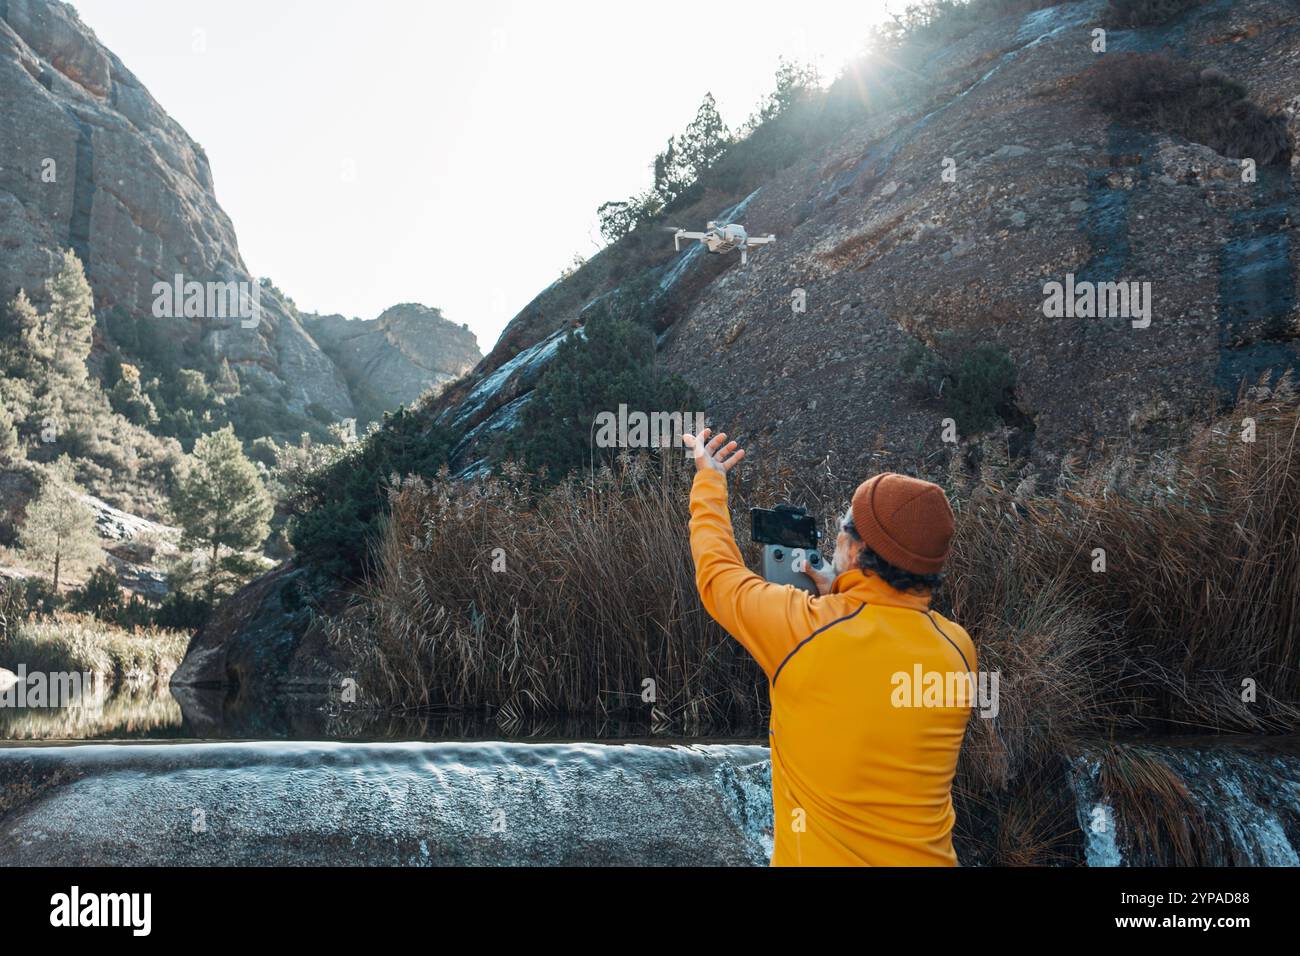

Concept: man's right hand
[[794, 554, 835, 596]]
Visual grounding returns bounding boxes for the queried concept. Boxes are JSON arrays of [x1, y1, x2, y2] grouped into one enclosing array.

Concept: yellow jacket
[[688, 468, 976, 866]]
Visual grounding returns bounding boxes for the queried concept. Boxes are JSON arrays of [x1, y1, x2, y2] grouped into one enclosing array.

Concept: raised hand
[[682, 428, 746, 475]]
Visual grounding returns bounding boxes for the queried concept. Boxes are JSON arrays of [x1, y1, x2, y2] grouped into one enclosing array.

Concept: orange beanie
[[850, 473, 954, 576]]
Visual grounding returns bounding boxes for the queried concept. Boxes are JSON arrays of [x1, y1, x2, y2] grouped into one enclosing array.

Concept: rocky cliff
[[437, 0, 1300, 482], [301, 305, 481, 426], [0, 0, 476, 437]]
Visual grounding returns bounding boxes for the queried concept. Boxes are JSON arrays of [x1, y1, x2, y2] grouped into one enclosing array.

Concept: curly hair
[[841, 511, 943, 596]]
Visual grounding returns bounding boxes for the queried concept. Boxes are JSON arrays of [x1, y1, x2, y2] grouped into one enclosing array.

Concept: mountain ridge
[[0, 0, 480, 442]]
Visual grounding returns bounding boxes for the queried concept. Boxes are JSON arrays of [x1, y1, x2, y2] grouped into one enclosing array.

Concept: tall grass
[[331, 456, 769, 732], [338, 389, 1298, 737], [1, 615, 189, 683], [948, 385, 1300, 861], [949, 387, 1300, 743]]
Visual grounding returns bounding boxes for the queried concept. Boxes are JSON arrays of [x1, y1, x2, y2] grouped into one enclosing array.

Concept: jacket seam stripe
[[924, 611, 971, 673], [771, 603, 867, 686]]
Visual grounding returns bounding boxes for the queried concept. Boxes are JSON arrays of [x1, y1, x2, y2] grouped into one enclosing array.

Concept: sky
[[71, 0, 893, 353]]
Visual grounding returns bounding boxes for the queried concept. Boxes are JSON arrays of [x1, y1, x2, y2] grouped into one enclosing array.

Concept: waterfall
[[1071, 755, 1125, 867], [1067, 739, 1300, 867], [0, 740, 772, 867], [6, 736, 1298, 866]]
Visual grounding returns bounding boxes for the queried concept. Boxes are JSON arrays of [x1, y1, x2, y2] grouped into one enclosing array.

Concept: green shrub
[[1083, 53, 1292, 166], [901, 333, 1018, 434], [68, 565, 124, 620], [19, 577, 63, 618], [151, 590, 211, 632], [285, 407, 456, 581]]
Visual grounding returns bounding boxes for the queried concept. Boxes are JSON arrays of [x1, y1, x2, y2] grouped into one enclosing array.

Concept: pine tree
[[678, 93, 731, 176], [0, 289, 44, 373], [214, 357, 241, 398], [0, 397, 20, 462], [18, 461, 102, 592], [169, 426, 273, 603], [0, 291, 44, 423], [108, 362, 158, 426], [653, 138, 690, 206], [748, 58, 820, 130], [42, 249, 96, 385]]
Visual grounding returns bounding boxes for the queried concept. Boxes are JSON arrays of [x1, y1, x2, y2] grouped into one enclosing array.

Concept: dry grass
[[329, 388, 1299, 863], [950, 387, 1300, 742], [1094, 744, 1208, 865], [947, 386, 1299, 861], [338, 389, 1298, 732], [1, 614, 190, 684], [330, 454, 768, 732]]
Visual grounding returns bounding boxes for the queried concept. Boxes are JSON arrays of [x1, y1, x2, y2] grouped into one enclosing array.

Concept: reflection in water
[[0, 677, 184, 740], [2, 676, 761, 742], [172, 680, 764, 742]]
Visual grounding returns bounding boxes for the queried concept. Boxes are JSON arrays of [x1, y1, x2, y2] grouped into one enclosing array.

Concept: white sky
[[71, 0, 893, 352]]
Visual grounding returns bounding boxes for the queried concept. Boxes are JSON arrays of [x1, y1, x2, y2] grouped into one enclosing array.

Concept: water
[[0, 677, 184, 741], [1071, 756, 1125, 867], [0, 739, 773, 866], [1069, 738, 1300, 867], [2, 674, 767, 742], [3, 673, 1298, 866]]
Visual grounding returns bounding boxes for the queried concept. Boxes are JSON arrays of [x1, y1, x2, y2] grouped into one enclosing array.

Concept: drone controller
[[750, 505, 824, 596]]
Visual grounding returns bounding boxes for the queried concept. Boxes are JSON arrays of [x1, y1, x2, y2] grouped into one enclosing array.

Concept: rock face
[[302, 305, 481, 425], [0, 0, 350, 422], [77, 490, 179, 600], [437, 0, 1300, 480], [0, 0, 471, 433], [170, 562, 345, 703]]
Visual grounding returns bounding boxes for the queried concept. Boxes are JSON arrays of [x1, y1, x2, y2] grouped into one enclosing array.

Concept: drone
[[671, 221, 775, 265]]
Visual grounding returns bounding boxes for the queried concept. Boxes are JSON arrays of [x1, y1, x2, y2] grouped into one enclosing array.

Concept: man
[[683, 428, 976, 866]]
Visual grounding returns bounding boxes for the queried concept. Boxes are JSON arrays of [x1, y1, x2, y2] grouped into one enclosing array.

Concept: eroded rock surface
[[302, 304, 481, 424], [436, 0, 1300, 478], [0, 1, 474, 434]]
